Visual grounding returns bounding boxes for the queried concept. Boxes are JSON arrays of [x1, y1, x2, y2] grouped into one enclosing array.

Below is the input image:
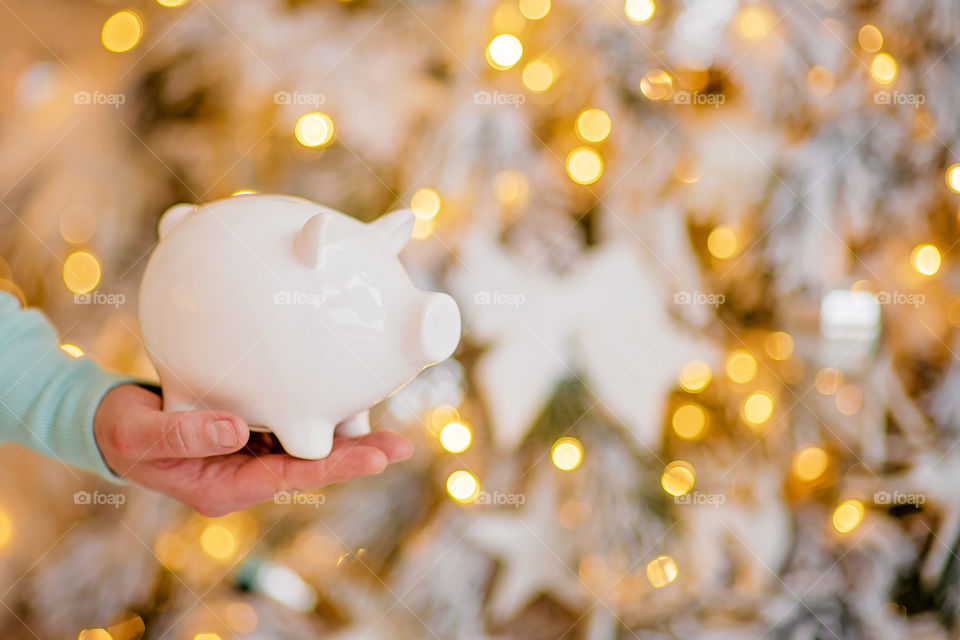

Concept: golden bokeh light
[[63, 251, 102, 294], [946, 164, 960, 193], [576, 108, 612, 143], [193, 634, 222, 640], [78, 630, 113, 640], [439, 421, 472, 453], [624, 0, 655, 25], [446, 470, 481, 503], [814, 367, 844, 395], [911, 243, 941, 276], [493, 2, 526, 33], [494, 170, 529, 205], [0, 280, 19, 306], [707, 225, 737, 259], [490, 0, 527, 33], [486, 34, 523, 70], [153, 531, 188, 571], [948, 297, 960, 328], [792, 446, 828, 481], [294, 112, 335, 148], [857, 25, 883, 52], [743, 391, 774, 427], [678, 360, 712, 393], [832, 499, 864, 533], [59, 204, 96, 244], [639, 69, 674, 101], [429, 405, 460, 435], [645, 554, 678, 588], [735, 5, 774, 41], [806, 66, 835, 97], [231, 189, 257, 196], [552, 436, 584, 471], [113, 616, 146, 639], [558, 500, 592, 529], [725, 350, 758, 384], [519, 0, 551, 20], [410, 188, 441, 220], [157, 0, 190, 6], [661, 460, 695, 496], [870, 52, 898, 85], [60, 344, 84, 358], [672, 403, 707, 440], [835, 384, 863, 416], [102, 10, 143, 53], [224, 601, 258, 634], [764, 331, 794, 361], [566, 147, 604, 185], [522, 59, 555, 91], [673, 157, 701, 183], [0, 506, 12, 549], [412, 216, 436, 240], [681, 67, 710, 92], [779, 356, 805, 384], [200, 524, 237, 561]]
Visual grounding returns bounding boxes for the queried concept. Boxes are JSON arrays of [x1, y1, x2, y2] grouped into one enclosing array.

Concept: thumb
[[129, 409, 250, 459]]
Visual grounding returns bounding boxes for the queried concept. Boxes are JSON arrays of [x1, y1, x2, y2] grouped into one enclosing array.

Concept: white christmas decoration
[[465, 471, 583, 621], [453, 233, 713, 451], [819, 288, 881, 372]]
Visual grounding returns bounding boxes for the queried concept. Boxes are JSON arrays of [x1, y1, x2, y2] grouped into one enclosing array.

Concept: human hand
[[93, 384, 413, 516]]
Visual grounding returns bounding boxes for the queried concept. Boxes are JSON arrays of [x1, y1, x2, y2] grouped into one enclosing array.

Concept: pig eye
[[326, 275, 385, 330], [350, 288, 381, 321]]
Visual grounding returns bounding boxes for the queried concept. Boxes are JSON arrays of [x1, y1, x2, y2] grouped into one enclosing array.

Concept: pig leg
[[335, 410, 371, 438], [273, 421, 336, 460], [158, 377, 204, 413]]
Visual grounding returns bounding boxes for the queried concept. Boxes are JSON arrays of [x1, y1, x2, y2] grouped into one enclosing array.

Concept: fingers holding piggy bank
[[139, 194, 462, 459]]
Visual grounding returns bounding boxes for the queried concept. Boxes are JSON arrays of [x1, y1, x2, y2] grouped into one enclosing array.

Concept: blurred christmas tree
[[2, 0, 960, 638]]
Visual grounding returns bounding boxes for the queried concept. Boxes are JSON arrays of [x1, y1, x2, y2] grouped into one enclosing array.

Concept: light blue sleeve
[[0, 291, 137, 481]]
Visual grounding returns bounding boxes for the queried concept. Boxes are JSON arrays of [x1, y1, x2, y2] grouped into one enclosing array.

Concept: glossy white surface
[[139, 194, 461, 458]]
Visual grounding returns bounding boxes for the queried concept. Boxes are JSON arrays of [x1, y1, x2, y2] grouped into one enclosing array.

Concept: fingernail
[[208, 420, 239, 449], [396, 441, 415, 461]]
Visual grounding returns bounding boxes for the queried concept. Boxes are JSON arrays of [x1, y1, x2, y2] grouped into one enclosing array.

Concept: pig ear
[[369, 209, 415, 255], [295, 213, 333, 269], [158, 203, 195, 239]]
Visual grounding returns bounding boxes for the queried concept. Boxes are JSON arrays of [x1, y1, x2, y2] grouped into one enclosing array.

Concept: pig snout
[[409, 292, 461, 366]]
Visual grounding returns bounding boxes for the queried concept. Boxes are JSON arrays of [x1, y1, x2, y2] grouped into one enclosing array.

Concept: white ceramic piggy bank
[[139, 194, 461, 459]]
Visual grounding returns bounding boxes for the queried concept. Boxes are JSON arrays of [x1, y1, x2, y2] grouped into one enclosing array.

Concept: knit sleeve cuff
[[78, 369, 144, 483]]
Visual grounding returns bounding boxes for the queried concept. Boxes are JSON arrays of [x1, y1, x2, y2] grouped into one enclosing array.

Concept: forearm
[[0, 292, 136, 481]]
